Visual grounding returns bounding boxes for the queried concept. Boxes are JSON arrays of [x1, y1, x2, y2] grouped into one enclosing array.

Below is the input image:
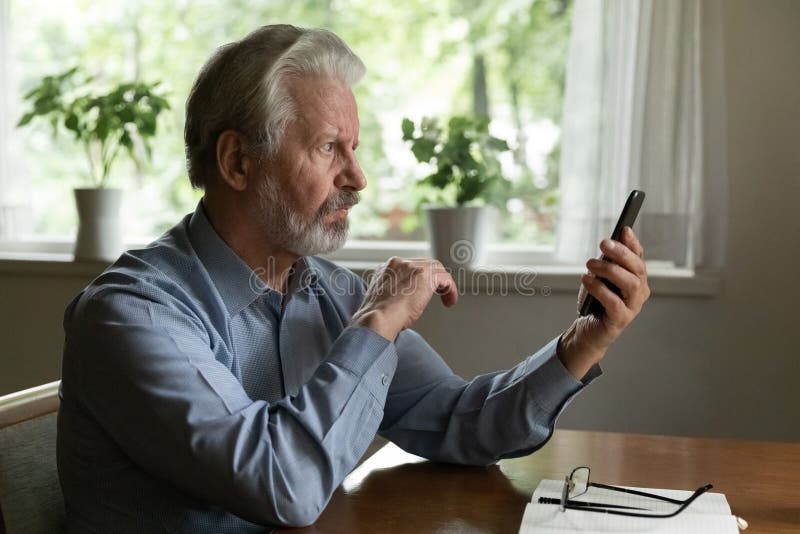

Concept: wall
[[0, 264, 92, 394], [1, 0, 798, 441]]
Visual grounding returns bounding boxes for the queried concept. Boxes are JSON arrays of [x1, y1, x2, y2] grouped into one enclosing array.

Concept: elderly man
[[57, 25, 650, 533]]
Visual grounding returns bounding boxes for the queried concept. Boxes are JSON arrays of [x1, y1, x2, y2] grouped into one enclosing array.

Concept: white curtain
[[556, 0, 727, 269]]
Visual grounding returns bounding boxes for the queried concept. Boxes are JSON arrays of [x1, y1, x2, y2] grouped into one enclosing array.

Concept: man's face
[[249, 76, 366, 257]]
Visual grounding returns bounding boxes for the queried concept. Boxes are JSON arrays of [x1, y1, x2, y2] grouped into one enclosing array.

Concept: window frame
[[0, 235, 560, 267]]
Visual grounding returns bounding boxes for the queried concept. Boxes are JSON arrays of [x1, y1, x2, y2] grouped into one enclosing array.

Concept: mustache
[[321, 190, 360, 213]]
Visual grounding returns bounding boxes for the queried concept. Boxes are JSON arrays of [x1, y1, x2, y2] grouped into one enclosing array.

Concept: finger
[[410, 259, 451, 285], [581, 274, 629, 326], [576, 277, 588, 314], [386, 257, 443, 272], [599, 238, 646, 277], [407, 258, 441, 266], [586, 259, 643, 305], [407, 258, 449, 274], [432, 270, 459, 307], [621, 226, 645, 258], [432, 270, 458, 306]]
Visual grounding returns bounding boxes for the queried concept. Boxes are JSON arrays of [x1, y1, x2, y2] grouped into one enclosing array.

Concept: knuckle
[[620, 246, 634, 261], [609, 298, 627, 316], [594, 261, 608, 275]]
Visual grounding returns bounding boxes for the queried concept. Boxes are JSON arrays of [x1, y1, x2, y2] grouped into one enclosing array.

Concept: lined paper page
[[519, 480, 738, 533]]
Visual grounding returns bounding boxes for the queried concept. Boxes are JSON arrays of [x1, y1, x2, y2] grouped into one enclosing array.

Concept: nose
[[335, 151, 367, 192]]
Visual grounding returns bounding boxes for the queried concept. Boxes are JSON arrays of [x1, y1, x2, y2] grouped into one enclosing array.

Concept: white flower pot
[[424, 205, 496, 271], [73, 188, 123, 262]]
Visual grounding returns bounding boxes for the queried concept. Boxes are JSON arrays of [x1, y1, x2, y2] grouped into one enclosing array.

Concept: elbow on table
[[272, 500, 325, 528], [233, 483, 327, 528]]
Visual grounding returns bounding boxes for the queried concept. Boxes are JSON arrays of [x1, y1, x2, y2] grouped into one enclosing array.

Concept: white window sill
[[0, 251, 721, 297]]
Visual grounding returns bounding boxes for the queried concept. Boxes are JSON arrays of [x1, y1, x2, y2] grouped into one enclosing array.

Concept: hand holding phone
[[579, 190, 645, 317]]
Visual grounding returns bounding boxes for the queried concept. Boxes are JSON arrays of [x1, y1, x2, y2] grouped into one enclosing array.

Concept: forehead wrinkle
[[286, 77, 359, 142]]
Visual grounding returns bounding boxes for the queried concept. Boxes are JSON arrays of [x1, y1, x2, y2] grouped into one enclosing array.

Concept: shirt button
[[381, 374, 389, 386]]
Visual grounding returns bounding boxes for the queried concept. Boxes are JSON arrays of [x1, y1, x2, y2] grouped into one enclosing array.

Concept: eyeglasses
[[537, 466, 713, 518]]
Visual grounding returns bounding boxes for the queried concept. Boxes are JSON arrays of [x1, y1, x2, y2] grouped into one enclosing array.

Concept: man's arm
[[69, 284, 397, 528], [350, 227, 649, 465], [377, 329, 600, 465]]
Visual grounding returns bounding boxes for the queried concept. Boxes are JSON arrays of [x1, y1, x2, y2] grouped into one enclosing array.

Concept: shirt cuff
[[522, 336, 602, 413], [326, 325, 398, 401]]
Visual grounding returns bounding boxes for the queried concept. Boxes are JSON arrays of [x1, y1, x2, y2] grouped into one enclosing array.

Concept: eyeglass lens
[[569, 467, 590, 499]]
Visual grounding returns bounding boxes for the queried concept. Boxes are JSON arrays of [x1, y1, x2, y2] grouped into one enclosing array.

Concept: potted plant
[[17, 67, 169, 262], [402, 115, 511, 270]]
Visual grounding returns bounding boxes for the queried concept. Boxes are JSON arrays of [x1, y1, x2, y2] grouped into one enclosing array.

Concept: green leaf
[[119, 130, 134, 150], [17, 112, 35, 127], [118, 107, 135, 124], [457, 174, 486, 205], [64, 113, 79, 133], [95, 115, 110, 141], [447, 116, 469, 133], [487, 136, 509, 151], [410, 138, 437, 163], [427, 167, 452, 189], [139, 114, 157, 136], [401, 118, 415, 140]]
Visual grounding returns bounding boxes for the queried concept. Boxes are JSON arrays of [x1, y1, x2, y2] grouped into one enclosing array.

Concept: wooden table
[[281, 429, 800, 533]]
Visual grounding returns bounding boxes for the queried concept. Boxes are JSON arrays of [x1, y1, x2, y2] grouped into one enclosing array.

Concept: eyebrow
[[308, 121, 358, 147]]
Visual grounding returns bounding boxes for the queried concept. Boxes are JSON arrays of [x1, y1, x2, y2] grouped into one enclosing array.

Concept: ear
[[216, 130, 255, 191]]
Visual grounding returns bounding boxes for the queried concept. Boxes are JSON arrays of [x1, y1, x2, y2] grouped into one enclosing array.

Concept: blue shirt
[[57, 201, 599, 533]]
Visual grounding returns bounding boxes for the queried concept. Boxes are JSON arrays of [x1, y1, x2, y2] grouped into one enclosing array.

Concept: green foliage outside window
[[17, 67, 170, 188], [10, 0, 572, 243]]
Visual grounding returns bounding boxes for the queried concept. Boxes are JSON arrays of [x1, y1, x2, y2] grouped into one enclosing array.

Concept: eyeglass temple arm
[[589, 482, 688, 505], [559, 484, 714, 519], [538, 497, 646, 510]]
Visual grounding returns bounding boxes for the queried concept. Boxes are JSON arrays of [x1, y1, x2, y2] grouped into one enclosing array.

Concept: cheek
[[293, 162, 336, 214], [308, 187, 334, 216], [277, 184, 329, 221]]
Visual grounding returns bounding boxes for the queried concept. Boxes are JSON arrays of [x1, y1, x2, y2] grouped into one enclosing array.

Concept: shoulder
[[116, 213, 200, 287], [67, 214, 211, 333]]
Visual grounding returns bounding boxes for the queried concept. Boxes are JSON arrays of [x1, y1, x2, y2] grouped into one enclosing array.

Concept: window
[[0, 0, 573, 263]]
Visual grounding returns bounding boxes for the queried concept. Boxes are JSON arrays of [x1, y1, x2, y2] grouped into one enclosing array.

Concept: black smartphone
[[579, 189, 646, 317]]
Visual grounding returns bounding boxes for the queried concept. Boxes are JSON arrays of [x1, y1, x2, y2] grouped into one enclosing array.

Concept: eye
[[321, 142, 335, 153]]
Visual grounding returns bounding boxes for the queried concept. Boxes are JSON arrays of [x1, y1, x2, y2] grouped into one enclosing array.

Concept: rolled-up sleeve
[[379, 329, 600, 466], [72, 286, 397, 528]]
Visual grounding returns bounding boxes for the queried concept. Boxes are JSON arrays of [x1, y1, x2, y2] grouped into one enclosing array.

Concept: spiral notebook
[[519, 479, 739, 533]]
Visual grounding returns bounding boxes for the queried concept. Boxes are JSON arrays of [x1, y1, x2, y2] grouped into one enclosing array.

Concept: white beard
[[249, 175, 358, 257]]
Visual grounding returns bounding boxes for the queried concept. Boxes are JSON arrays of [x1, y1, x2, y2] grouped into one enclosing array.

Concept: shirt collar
[[187, 200, 318, 316]]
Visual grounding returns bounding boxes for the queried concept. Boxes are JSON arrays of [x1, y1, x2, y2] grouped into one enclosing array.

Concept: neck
[[201, 195, 298, 294]]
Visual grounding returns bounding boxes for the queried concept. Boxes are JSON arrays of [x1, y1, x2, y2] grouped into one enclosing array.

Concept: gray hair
[[184, 25, 366, 189]]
